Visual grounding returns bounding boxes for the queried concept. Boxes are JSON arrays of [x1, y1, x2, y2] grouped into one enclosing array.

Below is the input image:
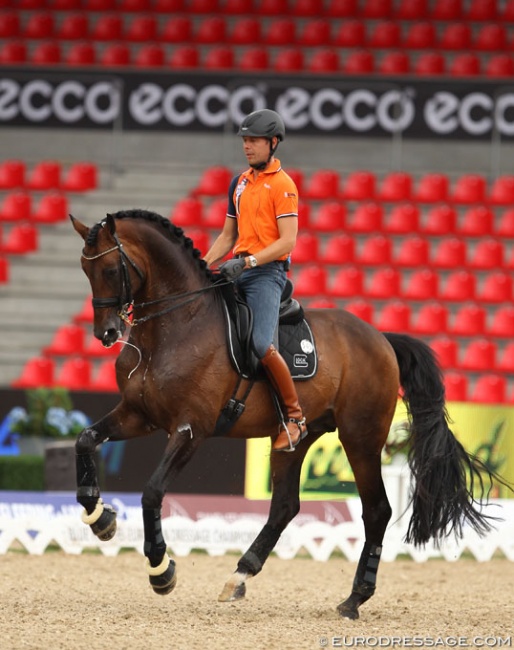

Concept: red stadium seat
[[326, 0, 358, 17], [183, 229, 210, 256], [56, 14, 89, 40], [379, 52, 410, 75], [223, 0, 252, 13], [23, 12, 55, 39], [361, 0, 392, 19], [474, 24, 506, 51], [170, 197, 203, 227], [189, 0, 219, 12], [90, 361, 118, 392], [502, 0, 514, 20], [431, 0, 462, 20], [265, 19, 296, 46], [395, 0, 428, 19], [342, 171, 376, 201], [438, 23, 471, 50], [450, 304, 486, 336], [0, 40, 26, 64], [297, 202, 311, 229], [160, 17, 192, 43], [135, 45, 165, 67], [204, 46, 234, 69], [414, 173, 449, 203], [293, 233, 319, 264], [27, 161, 61, 191], [394, 236, 429, 267], [489, 305, 514, 337], [402, 269, 439, 301], [460, 339, 497, 372], [378, 172, 412, 202], [320, 234, 355, 265], [66, 43, 96, 66], [343, 51, 374, 74], [239, 48, 269, 70], [333, 20, 365, 47], [202, 199, 226, 229], [73, 296, 94, 325], [346, 202, 383, 233], [118, 0, 151, 10], [468, 239, 503, 270], [488, 176, 514, 205], [308, 50, 340, 73], [478, 272, 513, 303], [304, 170, 340, 200], [231, 18, 261, 45], [90, 15, 123, 41], [384, 204, 420, 234], [404, 22, 435, 49], [101, 44, 131, 66], [357, 235, 391, 266], [440, 271, 476, 302], [258, 0, 288, 14], [286, 168, 304, 194], [274, 48, 304, 72], [376, 302, 411, 333], [55, 358, 93, 390], [0, 256, 9, 284], [344, 299, 373, 323], [125, 16, 158, 42], [83, 0, 117, 9], [451, 174, 486, 204], [422, 205, 457, 236], [311, 202, 346, 232], [328, 266, 364, 298], [0, 12, 19, 38], [458, 206, 493, 237], [293, 265, 328, 297], [470, 375, 506, 405], [444, 372, 468, 402], [193, 166, 232, 197], [2, 224, 38, 255], [431, 238, 467, 269], [43, 324, 86, 357], [367, 22, 400, 48], [497, 343, 514, 373], [299, 20, 331, 46], [414, 53, 445, 76], [485, 55, 514, 78], [429, 336, 457, 369], [12, 357, 55, 389], [466, 0, 498, 20], [0, 192, 32, 222], [32, 42, 61, 65], [449, 54, 480, 77], [0, 160, 25, 190], [62, 163, 98, 191], [31, 193, 68, 223], [293, 0, 320, 15], [195, 16, 226, 43], [366, 267, 401, 299], [495, 209, 514, 237], [412, 304, 449, 336], [170, 46, 199, 68]]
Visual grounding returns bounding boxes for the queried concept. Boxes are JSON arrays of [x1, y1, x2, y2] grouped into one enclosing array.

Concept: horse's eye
[[104, 266, 118, 279]]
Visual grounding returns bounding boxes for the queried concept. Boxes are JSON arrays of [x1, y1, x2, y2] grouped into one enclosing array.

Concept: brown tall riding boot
[[261, 344, 307, 452]]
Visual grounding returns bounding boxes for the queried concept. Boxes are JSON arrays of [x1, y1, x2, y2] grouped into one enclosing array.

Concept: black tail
[[384, 332, 510, 547]]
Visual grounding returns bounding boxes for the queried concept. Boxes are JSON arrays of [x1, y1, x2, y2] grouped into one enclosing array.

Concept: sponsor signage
[[1, 68, 514, 139]]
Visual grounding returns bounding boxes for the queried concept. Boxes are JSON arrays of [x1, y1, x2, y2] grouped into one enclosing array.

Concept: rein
[[82, 231, 230, 327]]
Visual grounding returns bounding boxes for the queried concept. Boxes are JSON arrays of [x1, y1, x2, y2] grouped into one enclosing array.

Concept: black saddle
[[218, 277, 317, 381]]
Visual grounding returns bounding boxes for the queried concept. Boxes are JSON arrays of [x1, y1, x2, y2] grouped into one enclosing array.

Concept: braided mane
[[86, 209, 215, 281]]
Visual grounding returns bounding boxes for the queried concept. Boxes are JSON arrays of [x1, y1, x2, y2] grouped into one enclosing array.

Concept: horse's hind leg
[[219, 442, 310, 602], [337, 434, 392, 620]]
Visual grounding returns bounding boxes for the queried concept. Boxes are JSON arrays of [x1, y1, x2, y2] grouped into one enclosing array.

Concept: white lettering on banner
[[129, 82, 165, 125], [460, 92, 493, 135], [0, 78, 119, 123], [344, 89, 376, 131], [276, 87, 312, 129], [196, 84, 229, 127], [424, 91, 460, 134], [496, 94, 514, 136]]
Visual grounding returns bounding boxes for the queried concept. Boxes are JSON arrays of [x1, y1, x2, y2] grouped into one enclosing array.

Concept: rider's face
[[241, 136, 274, 167]]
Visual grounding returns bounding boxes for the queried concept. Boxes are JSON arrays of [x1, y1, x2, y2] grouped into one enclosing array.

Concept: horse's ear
[[104, 213, 116, 235], [69, 214, 89, 241]]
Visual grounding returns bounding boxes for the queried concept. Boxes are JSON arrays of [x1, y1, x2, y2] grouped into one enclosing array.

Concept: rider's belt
[[236, 253, 289, 271]]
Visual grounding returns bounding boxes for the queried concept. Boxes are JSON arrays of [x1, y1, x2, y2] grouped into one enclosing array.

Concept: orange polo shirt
[[227, 158, 298, 261]]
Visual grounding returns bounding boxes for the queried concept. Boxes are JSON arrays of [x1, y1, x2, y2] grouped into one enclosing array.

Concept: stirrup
[[273, 417, 307, 453]]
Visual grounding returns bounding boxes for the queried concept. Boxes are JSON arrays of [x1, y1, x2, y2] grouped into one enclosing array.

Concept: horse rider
[[204, 108, 307, 452]]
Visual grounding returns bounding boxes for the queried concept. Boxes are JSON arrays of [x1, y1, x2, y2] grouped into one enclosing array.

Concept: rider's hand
[[219, 258, 246, 281]]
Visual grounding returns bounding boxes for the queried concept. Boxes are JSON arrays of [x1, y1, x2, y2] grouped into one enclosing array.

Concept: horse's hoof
[[91, 505, 117, 541], [218, 581, 246, 602], [336, 601, 360, 620], [146, 557, 177, 596]]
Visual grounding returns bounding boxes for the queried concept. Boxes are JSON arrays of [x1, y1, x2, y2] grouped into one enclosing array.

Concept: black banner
[[1, 68, 514, 139]]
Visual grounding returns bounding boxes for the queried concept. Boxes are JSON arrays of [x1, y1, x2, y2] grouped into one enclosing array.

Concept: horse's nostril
[[102, 328, 120, 348]]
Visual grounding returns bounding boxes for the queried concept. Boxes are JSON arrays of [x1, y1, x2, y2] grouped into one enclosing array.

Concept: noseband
[[82, 229, 228, 326]]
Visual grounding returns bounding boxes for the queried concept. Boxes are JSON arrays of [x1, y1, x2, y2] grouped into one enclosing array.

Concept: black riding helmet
[[238, 109, 286, 170]]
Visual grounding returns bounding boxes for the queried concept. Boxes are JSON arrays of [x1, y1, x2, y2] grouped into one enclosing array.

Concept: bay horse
[[71, 209, 501, 620]]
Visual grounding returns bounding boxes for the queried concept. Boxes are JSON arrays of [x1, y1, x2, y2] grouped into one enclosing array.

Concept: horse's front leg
[[219, 441, 310, 602], [76, 406, 154, 542], [141, 429, 200, 596]]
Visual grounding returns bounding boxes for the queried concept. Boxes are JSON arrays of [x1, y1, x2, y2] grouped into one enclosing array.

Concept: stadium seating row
[[12, 355, 119, 391], [7, 13, 514, 51], [9, 0, 514, 23], [0, 193, 70, 223], [2, 40, 513, 75], [0, 160, 98, 192]]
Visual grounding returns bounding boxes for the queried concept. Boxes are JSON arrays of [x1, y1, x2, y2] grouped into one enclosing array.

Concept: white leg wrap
[[145, 554, 171, 577], [81, 499, 104, 525]]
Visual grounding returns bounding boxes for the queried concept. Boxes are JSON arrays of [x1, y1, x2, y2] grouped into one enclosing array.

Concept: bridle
[[81, 230, 228, 327]]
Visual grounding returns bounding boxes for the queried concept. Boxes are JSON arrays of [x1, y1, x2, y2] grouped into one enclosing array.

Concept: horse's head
[[71, 213, 145, 347]]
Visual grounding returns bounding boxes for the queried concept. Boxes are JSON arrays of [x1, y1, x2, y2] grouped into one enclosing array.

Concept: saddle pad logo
[[294, 354, 309, 368], [301, 339, 314, 354]]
